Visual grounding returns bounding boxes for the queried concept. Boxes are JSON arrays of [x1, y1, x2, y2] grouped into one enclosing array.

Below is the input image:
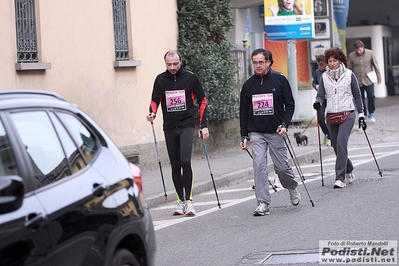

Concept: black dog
[[294, 132, 308, 146]]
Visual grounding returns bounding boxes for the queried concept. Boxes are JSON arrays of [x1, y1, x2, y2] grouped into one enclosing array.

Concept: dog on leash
[[293, 132, 308, 146]]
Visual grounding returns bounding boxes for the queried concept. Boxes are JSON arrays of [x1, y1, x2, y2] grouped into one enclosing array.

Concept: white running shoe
[[288, 188, 301, 206], [173, 202, 185, 215], [184, 200, 196, 216], [333, 180, 346, 188], [346, 172, 356, 184], [369, 113, 376, 123], [253, 202, 270, 216], [273, 176, 282, 188]]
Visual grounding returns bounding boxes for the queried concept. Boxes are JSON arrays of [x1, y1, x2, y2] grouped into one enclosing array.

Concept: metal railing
[[15, 0, 39, 63], [113, 0, 129, 60], [231, 46, 253, 94]]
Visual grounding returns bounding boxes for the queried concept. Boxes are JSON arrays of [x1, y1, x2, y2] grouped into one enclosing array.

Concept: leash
[[299, 113, 316, 135]]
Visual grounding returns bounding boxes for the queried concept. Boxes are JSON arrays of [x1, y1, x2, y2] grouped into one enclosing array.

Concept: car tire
[[112, 248, 140, 266]]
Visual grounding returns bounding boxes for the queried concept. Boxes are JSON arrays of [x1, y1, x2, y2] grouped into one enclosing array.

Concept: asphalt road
[[151, 141, 399, 265], [147, 96, 399, 265]]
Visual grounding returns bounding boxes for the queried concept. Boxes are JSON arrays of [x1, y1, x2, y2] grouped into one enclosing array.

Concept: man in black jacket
[[239, 48, 301, 216], [146, 50, 209, 216]]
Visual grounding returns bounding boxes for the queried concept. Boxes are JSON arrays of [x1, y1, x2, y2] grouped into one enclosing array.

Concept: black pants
[[164, 127, 195, 202], [360, 84, 375, 116]]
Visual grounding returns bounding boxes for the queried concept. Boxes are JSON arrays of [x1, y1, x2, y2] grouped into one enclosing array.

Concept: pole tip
[[218, 205, 222, 209], [165, 195, 168, 200]]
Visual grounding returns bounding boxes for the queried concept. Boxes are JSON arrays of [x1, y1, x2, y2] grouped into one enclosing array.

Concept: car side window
[[10, 111, 71, 186], [49, 112, 87, 174], [0, 120, 19, 176], [57, 112, 98, 164]]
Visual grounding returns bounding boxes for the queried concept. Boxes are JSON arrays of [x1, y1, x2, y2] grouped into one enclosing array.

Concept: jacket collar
[[166, 67, 184, 78]]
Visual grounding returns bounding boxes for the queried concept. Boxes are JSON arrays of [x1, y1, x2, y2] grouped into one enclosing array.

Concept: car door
[[0, 115, 52, 266], [8, 110, 122, 266]]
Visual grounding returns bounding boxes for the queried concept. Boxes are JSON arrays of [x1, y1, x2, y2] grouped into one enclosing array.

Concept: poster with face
[[264, 0, 314, 40]]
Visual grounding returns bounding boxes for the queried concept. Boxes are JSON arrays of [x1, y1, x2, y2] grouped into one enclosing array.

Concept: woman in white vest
[[313, 47, 366, 188]]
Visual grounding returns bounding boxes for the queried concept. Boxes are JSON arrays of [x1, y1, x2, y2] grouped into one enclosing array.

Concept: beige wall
[[0, 0, 177, 154]]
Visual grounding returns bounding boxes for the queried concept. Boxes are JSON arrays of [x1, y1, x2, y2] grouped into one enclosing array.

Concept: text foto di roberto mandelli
[[319, 240, 397, 264]]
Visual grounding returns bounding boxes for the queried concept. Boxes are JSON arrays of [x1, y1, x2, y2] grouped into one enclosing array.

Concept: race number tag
[[252, 93, 274, 115], [165, 90, 186, 112]]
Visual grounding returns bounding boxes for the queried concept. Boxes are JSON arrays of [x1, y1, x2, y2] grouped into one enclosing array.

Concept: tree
[[177, 0, 238, 122]]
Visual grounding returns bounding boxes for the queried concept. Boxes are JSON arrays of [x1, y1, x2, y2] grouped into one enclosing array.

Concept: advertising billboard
[[264, 0, 314, 40]]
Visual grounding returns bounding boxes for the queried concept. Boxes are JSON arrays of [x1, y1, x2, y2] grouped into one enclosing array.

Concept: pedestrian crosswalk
[[150, 142, 399, 231]]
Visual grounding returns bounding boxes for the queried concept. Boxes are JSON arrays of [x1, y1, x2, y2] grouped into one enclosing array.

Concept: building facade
[[1, 0, 179, 167]]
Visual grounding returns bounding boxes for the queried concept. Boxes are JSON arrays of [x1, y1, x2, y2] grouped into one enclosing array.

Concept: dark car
[[0, 90, 156, 266]]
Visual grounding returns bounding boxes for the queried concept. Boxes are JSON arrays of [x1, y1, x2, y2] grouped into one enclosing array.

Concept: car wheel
[[112, 248, 140, 266]]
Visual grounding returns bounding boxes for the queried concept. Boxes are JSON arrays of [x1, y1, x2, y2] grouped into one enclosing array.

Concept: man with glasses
[[239, 48, 301, 216]]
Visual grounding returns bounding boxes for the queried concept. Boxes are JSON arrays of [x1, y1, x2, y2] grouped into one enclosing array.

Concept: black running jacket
[[149, 67, 208, 130]]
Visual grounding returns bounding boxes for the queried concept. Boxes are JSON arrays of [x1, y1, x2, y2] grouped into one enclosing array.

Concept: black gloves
[[359, 116, 367, 130], [313, 101, 321, 110]]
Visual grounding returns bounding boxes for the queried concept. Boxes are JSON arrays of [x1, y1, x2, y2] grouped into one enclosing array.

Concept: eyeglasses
[[252, 61, 266, 66]]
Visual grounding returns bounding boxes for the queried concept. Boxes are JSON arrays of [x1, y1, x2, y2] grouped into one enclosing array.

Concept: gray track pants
[[250, 132, 298, 205], [327, 111, 355, 182]]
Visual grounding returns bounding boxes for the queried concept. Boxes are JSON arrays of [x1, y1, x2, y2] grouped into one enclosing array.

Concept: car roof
[[0, 89, 109, 147], [0, 90, 66, 101], [0, 90, 78, 111]]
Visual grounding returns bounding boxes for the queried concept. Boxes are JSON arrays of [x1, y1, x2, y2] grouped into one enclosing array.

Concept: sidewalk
[[141, 96, 399, 208]]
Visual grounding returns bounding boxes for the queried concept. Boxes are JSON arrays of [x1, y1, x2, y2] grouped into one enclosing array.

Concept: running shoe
[[333, 180, 346, 188], [184, 200, 196, 216], [253, 202, 270, 216], [288, 188, 301, 206], [369, 113, 376, 123], [346, 172, 356, 184], [273, 176, 282, 188], [324, 137, 331, 146], [173, 202, 185, 215]]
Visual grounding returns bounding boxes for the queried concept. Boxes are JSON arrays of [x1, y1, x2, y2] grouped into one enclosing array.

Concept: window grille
[[113, 0, 129, 60], [15, 0, 38, 63]]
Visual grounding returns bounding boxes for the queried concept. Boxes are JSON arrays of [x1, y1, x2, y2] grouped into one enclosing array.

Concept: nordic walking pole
[[316, 112, 325, 186], [284, 136, 315, 207], [362, 128, 382, 177], [245, 149, 277, 192], [151, 122, 168, 200], [200, 131, 221, 209], [285, 135, 306, 181]]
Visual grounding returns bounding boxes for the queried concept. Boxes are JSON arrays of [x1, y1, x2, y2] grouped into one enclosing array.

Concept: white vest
[[322, 70, 355, 114]]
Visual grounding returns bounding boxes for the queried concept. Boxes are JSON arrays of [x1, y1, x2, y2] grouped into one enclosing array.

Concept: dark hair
[[316, 55, 325, 63], [164, 50, 182, 61], [324, 47, 348, 67], [251, 48, 273, 66], [353, 40, 364, 49]]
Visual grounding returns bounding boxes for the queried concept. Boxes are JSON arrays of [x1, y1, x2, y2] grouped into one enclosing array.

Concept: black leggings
[[164, 127, 195, 202]]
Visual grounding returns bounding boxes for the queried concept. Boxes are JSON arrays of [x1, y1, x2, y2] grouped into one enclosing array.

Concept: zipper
[[174, 75, 178, 128]]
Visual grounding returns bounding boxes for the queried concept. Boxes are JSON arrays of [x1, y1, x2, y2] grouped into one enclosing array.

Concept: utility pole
[[287, 39, 301, 122]]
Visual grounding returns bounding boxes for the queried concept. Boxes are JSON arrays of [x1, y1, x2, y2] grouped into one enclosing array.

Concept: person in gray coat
[[348, 40, 381, 123]]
